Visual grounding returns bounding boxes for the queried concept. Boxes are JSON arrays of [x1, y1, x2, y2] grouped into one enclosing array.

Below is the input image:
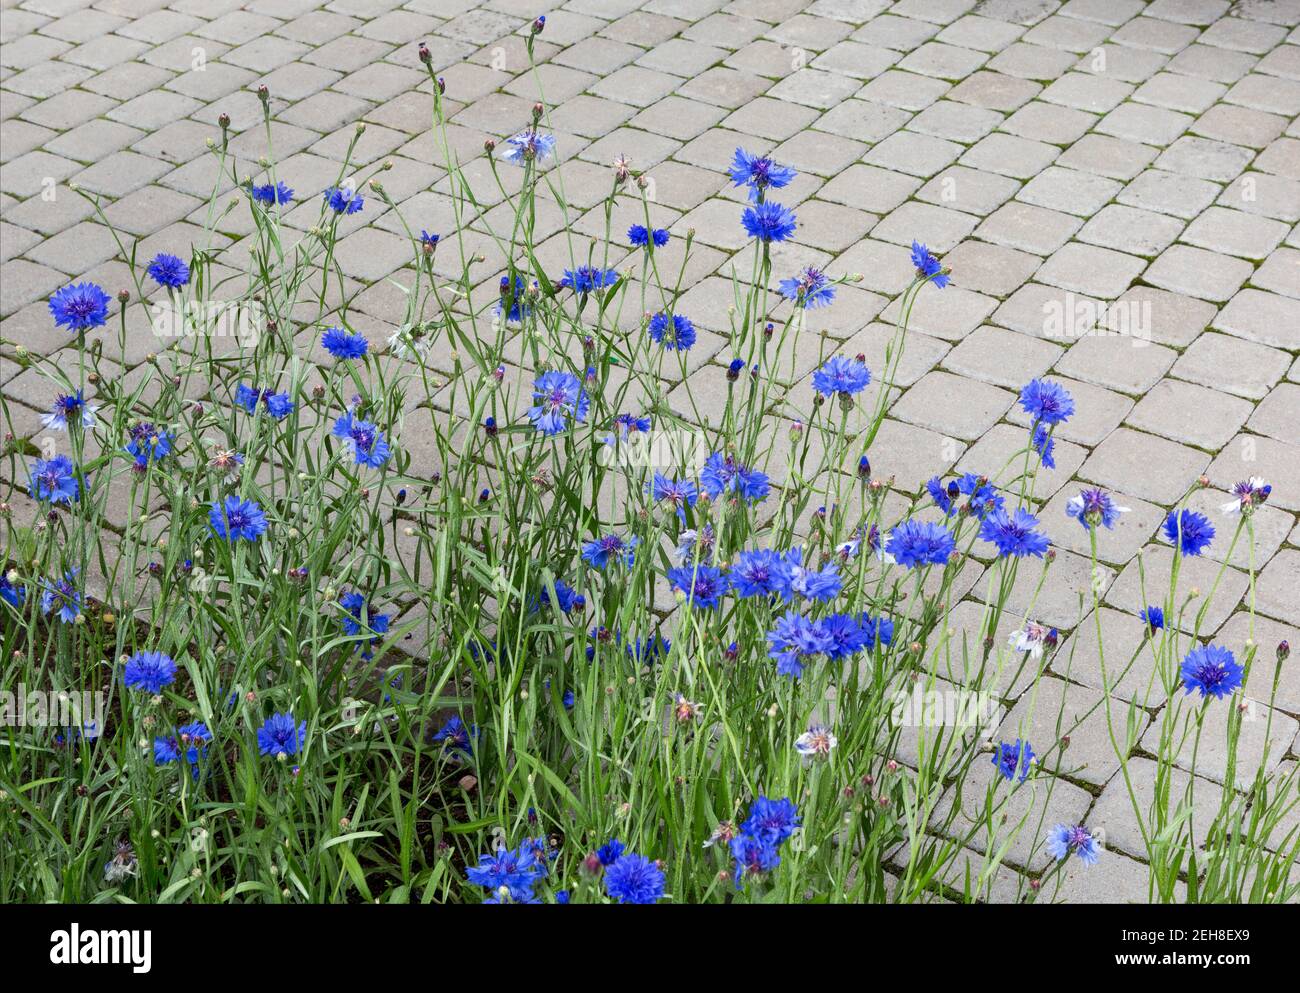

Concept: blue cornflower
[[467, 844, 544, 894], [700, 452, 769, 503], [1032, 423, 1055, 468], [992, 739, 1035, 783], [0, 573, 24, 609], [651, 473, 698, 515], [979, 507, 1050, 558], [1140, 605, 1164, 633], [499, 130, 556, 167], [527, 370, 589, 435], [1047, 824, 1101, 866], [581, 533, 636, 570], [323, 185, 363, 214], [494, 274, 535, 323], [257, 712, 307, 758], [741, 200, 797, 242], [596, 839, 625, 866], [1019, 379, 1075, 427], [730, 548, 794, 600], [910, 241, 948, 289], [321, 326, 368, 360], [340, 591, 391, 659], [558, 265, 620, 295], [432, 715, 477, 756], [767, 612, 833, 679], [886, 519, 956, 569], [123, 651, 177, 694], [779, 267, 835, 309], [603, 853, 665, 904], [49, 282, 111, 332], [1163, 509, 1215, 557], [534, 579, 584, 614], [1180, 645, 1243, 700], [741, 796, 801, 846], [28, 454, 80, 504], [648, 311, 695, 350], [332, 411, 392, 468], [251, 181, 294, 206], [612, 412, 651, 438], [926, 473, 1003, 520], [40, 571, 81, 624], [860, 612, 894, 650], [209, 496, 268, 542], [667, 565, 727, 609], [155, 722, 211, 776], [675, 524, 716, 565], [786, 547, 842, 602], [821, 613, 869, 659], [420, 229, 439, 249], [125, 422, 173, 465], [235, 384, 295, 420], [1066, 488, 1129, 530], [811, 355, 871, 398], [146, 253, 189, 289], [731, 833, 780, 889], [627, 224, 669, 248], [41, 390, 96, 431], [729, 147, 796, 201]]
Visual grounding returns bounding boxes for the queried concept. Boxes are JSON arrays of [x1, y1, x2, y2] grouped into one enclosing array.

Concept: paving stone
[[946, 69, 1041, 111], [1144, 244, 1253, 303], [1107, 543, 1250, 637], [958, 422, 1087, 502], [1217, 171, 1300, 223], [1117, 168, 1221, 219], [1141, 692, 1297, 791], [1090, 757, 1233, 860], [1035, 242, 1146, 299], [1213, 288, 1300, 350], [999, 676, 1149, 787], [1217, 612, 1300, 717], [931, 758, 1095, 873], [1181, 205, 1288, 260], [892, 370, 1014, 442], [1172, 331, 1291, 401], [1192, 103, 1288, 149], [1080, 427, 1210, 505], [862, 417, 966, 495], [1076, 203, 1184, 257], [938, 240, 1041, 296], [1206, 434, 1300, 513], [1002, 100, 1097, 144], [1109, 285, 1217, 347], [1249, 247, 1300, 299], [878, 283, 998, 341], [1096, 100, 1192, 146], [1134, 71, 1227, 114], [1055, 133, 1157, 181], [976, 202, 1080, 255], [1054, 332, 1177, 394], [1053, 607, 1169, 707], [1166, 42, 1259, 83], [1017, 166, 1121, 217], [1156, 135, 1254, 185], [974, 545, 1116, 632], [1126, 378, 1254, 450], [961, 131, 1059, 179], [859, 69, 951, 111]]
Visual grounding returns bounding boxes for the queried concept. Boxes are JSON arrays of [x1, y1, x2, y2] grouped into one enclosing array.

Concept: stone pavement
[[1, 0, 1299, 901]]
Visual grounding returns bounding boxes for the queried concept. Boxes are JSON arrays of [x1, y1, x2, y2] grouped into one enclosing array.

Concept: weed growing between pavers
[[1, 26, 1296, 905]]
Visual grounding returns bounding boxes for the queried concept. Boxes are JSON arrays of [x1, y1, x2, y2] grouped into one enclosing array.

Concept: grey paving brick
[[1145, 244, 1253, 302], [1079, 426, 1210, 505], [1054, 332, 1177, 394], [1213, 287, 1300, 349], [1171, 331, 1291, 400], [1017, 166, 1120, 217], [1076, 203, 1184, 257], [1036, 242, 1146, 299], [1126, 378, 1254, 450]]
